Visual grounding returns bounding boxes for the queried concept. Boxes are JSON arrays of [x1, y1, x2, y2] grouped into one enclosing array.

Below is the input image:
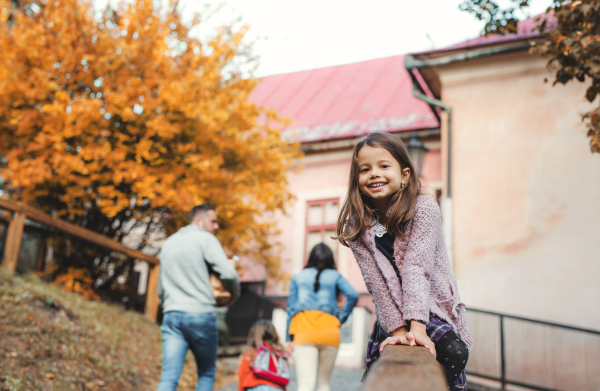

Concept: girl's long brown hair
[[335, 132, 422, 247], [242, 319, 286, 363]]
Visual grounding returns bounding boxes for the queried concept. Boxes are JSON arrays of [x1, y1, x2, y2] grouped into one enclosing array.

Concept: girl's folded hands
[[379, 326, 410, 352], [407, 322, 436, 357], [378, 323, 437, 358]]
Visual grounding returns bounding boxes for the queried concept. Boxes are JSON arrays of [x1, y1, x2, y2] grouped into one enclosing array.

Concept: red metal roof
[[414, 13, 556, 55], [249, 55, 439, 143]]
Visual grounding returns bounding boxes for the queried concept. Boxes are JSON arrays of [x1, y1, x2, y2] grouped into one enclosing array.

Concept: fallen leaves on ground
[[0, 271, 231, 390]]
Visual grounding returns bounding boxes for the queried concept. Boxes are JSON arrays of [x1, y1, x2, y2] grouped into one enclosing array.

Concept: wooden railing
[[362, 345, 447, 391], [0, 198, 161, 322]]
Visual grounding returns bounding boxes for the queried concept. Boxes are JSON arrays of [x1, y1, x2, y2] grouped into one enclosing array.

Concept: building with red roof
[[245, 54, 444, 368], [242, 13, 600, 378], [405, 13, 600, 389], [246, 54, 444, 294]]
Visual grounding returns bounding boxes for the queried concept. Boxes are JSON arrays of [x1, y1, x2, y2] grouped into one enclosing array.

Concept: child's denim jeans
[[158, 311, 218, 391]]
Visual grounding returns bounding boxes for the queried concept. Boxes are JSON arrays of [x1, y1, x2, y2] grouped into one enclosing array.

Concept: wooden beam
[[144, 264, 160, 322], [0, 198, 158, 265], [363, 345, 448, 391], [2, 212, 26, 272]]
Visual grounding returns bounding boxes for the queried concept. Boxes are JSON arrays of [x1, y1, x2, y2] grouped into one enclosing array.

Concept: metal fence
[[465, 308, 600, 391], [233, 295, 600, 390]]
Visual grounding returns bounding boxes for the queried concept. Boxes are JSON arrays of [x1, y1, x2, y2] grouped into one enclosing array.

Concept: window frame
[[304, 198, 340, 264]]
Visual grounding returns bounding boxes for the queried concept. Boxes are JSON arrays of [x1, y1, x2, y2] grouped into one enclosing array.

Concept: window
[[305, 199, 339, 262]]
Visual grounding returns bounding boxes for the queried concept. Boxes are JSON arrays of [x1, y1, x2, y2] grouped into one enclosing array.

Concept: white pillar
[[133, 260, 149, 295], [336, 307, 372, 368], [272, 308, 288, 343]]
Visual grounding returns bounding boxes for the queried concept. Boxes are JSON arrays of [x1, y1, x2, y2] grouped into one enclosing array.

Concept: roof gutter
[[405, 41, 533, 69]]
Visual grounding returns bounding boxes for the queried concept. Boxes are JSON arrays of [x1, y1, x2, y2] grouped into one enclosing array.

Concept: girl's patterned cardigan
[[348, 195, 474, 351]]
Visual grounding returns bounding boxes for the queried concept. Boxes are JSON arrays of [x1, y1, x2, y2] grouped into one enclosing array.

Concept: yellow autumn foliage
[[0, 0, 301, 284], [54, 267, 101, 301]]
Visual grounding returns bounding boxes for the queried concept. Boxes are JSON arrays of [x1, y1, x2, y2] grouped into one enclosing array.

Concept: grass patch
[[0, 270, 230, 391]]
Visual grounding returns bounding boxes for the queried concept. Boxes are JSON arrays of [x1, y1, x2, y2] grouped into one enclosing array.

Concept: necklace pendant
[[374, 222, 387, 237]]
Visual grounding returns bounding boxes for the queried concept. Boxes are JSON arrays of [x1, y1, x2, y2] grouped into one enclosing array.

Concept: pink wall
[[422, 148, 442, 183], [437, 51, 600, 330]]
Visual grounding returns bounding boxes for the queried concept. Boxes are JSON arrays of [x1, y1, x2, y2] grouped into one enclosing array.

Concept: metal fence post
[[500, 314, 506, 390]]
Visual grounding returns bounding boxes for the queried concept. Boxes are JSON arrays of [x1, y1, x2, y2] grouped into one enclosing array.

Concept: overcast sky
[[198, 0, 553, 77], [94, 0, 553, 77]]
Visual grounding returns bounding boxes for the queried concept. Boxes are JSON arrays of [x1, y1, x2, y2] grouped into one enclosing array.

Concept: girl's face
[[357, 145, 410, 206]]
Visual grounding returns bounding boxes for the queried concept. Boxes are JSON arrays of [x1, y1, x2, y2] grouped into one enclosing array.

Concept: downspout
[[404, 41, 532, 268], [407, 70, 453, 197], [404, 57, 455, 267]]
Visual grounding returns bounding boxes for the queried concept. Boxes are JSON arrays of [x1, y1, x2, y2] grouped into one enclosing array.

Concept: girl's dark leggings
[[435, 330, 469, 390]]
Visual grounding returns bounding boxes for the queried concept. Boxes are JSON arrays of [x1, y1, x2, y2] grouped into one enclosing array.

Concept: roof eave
[[405, 38, 537, 100], [407, 39, 535, 70], [298, 127, 441, 153]]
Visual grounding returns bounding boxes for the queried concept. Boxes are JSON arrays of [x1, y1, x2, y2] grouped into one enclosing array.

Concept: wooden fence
[[0, 198, 161, 322]]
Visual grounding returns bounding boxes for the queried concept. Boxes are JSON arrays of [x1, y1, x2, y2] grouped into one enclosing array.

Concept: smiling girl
[[335, 132, 473, 391]]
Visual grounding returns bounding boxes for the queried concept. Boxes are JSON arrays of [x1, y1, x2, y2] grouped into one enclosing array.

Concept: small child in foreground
[[238, 320, 290, 391], [335, 132, 473, 390]]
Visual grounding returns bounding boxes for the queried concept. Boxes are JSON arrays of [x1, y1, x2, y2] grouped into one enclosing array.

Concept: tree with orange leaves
[[0, 0, 300, 296]]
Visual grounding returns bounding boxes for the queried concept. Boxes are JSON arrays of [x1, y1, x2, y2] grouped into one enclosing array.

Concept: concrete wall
[[437, 51, 600, 330]]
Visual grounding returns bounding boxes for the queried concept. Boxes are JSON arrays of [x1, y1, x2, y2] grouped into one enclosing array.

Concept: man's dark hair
[[189, 204, 215, 223]]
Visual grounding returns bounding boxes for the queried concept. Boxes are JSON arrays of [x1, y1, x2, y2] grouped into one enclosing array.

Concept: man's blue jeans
[[158, 311, 218, 391]]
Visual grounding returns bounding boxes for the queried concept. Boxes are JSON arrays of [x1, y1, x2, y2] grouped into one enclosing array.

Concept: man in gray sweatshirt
[[157, 204, 240, 391]]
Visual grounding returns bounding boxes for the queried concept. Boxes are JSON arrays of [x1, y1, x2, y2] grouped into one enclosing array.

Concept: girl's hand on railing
[[406, 322, 436, 358], [379, 326, 410, 352]]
